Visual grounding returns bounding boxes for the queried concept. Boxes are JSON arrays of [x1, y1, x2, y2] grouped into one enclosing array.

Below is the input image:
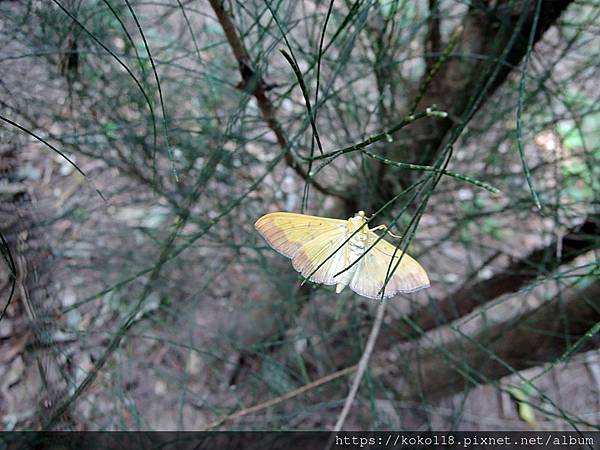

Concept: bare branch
[[380, 281, 600, 402], [207, 0, 351, 202], [203, 364, 358, 430], [379, 214, 600, 348], [424, 0, 441, 73], [333, 300, 386, 432]]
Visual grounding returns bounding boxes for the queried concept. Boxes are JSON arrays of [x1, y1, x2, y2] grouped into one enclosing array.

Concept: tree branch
[[379, 214, 600, 349], [424, 0, 441, 74], [207, 0, 350, 202], [381, 280, 600, 402], [333, 299, 386, 432]]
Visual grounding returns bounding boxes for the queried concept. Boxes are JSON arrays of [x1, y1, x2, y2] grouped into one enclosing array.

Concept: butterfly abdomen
[[335, 224, 369, 293]]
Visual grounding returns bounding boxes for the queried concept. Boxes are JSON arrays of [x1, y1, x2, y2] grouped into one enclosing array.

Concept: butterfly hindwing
[[375, 236, 430, 293], [349, 232, 430, 299]]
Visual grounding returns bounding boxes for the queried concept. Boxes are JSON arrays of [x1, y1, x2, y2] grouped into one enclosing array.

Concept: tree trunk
[[372, 0, 573, 203], [408, 0, 571, 163]]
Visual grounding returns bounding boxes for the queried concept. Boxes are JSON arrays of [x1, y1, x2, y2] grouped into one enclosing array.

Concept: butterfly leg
[[370, 224, 402, 239]]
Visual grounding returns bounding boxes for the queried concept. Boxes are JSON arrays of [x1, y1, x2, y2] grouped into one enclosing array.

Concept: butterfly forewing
[[255, 212, 346, 258], [292, 228, 349, 285]]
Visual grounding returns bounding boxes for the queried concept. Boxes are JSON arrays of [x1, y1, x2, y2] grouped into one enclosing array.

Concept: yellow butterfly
[[255, 211, 430, 299]]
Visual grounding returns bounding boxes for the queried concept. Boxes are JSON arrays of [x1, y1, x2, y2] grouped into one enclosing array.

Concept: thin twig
[[202, 364, 358, 430], [516, 0, 543, 210], [408, 24, 463, 114], [333, 300, 386, 431]]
